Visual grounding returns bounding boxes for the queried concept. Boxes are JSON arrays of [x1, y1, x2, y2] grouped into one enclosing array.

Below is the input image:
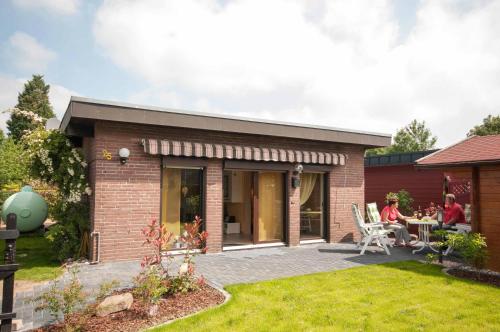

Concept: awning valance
[[141, 139, 346, 165]]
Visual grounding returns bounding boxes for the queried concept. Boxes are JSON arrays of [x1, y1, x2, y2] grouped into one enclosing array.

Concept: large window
[[162, 168, 203, 248], [299, 172, 324, 240]]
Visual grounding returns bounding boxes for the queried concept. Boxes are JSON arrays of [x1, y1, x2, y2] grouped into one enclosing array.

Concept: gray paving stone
[[14, 242, 420, 328]]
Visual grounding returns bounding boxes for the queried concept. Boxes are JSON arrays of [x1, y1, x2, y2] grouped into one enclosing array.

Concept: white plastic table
[[406, 219, 439, 254]]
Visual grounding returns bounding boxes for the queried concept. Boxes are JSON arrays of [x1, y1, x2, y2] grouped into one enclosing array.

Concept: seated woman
[[380, 197, 414, 247]]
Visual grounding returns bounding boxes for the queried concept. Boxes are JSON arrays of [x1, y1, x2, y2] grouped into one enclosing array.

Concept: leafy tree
[[7, 75, 55, 141], [366, 120, 437, 156], [0, 129, 5, 146], [468, 114, 500, 136], [0, 138, 29, 188]]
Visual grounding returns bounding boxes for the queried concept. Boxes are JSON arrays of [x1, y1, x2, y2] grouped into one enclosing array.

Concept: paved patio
[[11, 243, 420, 330]]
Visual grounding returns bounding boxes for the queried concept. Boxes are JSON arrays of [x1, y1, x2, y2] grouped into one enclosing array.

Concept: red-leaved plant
[[141, 219, 173, 269], [135, 216, 209, 309]]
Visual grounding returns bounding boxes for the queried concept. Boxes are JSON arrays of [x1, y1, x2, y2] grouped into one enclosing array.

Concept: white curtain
[[300, 173, 318, 206]]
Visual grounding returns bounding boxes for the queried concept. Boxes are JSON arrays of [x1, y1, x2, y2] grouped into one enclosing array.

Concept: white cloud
[[0, 75, 77, 133], [94, 0, 500, 146], [12, 0, 81, 15], [4, 32, 57, 72]]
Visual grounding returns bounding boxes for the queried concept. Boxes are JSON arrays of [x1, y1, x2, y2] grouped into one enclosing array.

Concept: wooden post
[[1, 213, 19, 332]]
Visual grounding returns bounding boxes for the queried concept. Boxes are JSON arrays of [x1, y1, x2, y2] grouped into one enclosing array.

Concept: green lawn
[[155, 261, 500, 332], [0, 234, 62, 281]]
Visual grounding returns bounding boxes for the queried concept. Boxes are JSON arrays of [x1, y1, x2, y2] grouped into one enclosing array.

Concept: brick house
[[61, 97, 391, 262]]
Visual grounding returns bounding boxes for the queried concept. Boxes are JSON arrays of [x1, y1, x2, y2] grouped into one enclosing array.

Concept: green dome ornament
[[1, 186, 48, 232]]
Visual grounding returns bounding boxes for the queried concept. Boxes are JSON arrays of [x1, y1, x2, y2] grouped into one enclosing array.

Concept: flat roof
[[61, 96, 392, 147]]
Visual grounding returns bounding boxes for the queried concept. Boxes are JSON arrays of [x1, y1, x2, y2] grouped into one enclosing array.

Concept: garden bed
[[445, 267, 500, 287], [35, 284, 225, 332]]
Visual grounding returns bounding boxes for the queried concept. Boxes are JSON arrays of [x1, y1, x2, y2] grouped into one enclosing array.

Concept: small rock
[[96, 292, 133, 317], [12, 319, 23, 331], [148, 304, 159, 317]]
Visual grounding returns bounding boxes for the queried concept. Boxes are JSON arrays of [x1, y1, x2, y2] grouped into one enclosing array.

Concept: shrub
[[135, 217, 209, 314], [46, 201, 89, 261], [34, 267, 86, 321], [447, 233, 488, 271], [133, 265, 168, 306], [385, 189, 414, 215]]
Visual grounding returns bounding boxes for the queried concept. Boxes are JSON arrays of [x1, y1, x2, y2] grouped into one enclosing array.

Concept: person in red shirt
[[432, 194, 466, 230]]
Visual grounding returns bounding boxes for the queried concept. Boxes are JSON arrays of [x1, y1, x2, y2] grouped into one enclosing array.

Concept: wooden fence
[[0, 213, 19, 332]]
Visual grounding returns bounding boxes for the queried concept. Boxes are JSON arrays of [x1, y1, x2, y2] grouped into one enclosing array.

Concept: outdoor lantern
[[437, 209, 444, 228], [118, 148, 130, 164], [292, 163, 303, 188]]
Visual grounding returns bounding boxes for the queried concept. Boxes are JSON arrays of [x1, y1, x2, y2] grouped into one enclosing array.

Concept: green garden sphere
[[1, 186, 48, 232]]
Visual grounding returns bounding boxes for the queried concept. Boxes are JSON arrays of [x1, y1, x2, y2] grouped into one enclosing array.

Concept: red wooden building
[[417, 135, 500, 271], [365, 150, 443, 213]]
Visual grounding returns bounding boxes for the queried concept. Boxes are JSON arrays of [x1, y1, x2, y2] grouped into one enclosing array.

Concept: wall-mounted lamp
[[291, 163, 303, 188], [118, 148, 130, 164]]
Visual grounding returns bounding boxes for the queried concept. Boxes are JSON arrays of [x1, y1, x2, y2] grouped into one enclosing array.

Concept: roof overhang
[[416, 159, 500, 169], [61, 96, 391, 147]]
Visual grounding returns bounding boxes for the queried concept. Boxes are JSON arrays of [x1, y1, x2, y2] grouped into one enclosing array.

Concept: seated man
[[432, 194, 466, 230]]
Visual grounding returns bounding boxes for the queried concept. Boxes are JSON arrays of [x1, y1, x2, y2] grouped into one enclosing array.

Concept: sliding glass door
[[257, 172, 284, 242], [223, 171, 285, 246], [299, 172, 325, 240]]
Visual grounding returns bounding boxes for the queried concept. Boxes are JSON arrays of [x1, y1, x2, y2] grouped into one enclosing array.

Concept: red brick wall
[[288, 171, 301, 246], [85, 120, 366, 261], [329, 146, 365, 243], [205, 160, 223, 253]]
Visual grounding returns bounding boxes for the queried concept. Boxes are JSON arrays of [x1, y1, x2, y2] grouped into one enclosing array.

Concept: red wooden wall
[[365, 164, 443, 214]]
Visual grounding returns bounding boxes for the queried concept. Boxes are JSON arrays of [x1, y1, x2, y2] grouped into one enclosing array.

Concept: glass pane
[[162, 168, 203, 248], [300, 173, 324, 239], [258, 172, 284, 242], [223, 171, 254, 246]]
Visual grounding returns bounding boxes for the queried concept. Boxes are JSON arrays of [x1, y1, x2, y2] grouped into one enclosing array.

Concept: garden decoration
[[1, 186, 48, 232]]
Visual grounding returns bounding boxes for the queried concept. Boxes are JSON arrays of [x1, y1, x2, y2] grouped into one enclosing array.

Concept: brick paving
[[8, 243, 419, 330]]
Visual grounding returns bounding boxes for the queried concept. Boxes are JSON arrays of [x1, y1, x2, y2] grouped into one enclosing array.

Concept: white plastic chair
[[352, 203, 391, 255]]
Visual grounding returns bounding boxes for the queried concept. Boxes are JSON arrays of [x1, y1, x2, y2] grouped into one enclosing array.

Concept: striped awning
[[141, 139, 346, 165]]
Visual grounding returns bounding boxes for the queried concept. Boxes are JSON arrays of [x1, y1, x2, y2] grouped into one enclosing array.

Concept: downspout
[[90, 231, 100, 264]]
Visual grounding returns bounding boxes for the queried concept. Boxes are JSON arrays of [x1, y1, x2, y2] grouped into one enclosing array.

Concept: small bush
[[133, 265, 169, 306], [425, 253, 438, 264], [385, 190, 414, 215], [34, 267, 86, 321], [447, 233, 488, 271], [46, 201, 89, 261]]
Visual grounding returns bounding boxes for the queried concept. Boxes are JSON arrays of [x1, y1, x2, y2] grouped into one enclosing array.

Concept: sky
[[1, 0, 500, 147]]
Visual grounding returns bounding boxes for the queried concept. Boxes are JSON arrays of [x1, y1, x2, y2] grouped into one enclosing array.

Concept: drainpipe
[[90, 231, 100, 264]]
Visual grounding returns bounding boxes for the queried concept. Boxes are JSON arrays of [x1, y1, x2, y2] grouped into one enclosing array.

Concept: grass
[[155, 261, 500, 332], [0, 233, 62, 281]]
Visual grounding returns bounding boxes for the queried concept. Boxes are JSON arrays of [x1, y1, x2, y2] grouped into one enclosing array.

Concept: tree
[[468, 114, 500, 136], [0, 138, 29, 188], [366, 120, 437, 156], [0, 129, 4, 146], [7, 75, 55, 141]]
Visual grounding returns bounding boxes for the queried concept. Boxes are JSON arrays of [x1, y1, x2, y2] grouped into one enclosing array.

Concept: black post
[[1, 213, 18, 332], [438, 220, 443, 264]]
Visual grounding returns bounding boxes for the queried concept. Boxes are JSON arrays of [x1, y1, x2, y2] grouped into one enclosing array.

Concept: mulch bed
[[35, 284, 225, 332], [446, 267, 500, 287]]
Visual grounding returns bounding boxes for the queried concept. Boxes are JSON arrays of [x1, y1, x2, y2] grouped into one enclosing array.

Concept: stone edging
[[144, 280, 232, 331]]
